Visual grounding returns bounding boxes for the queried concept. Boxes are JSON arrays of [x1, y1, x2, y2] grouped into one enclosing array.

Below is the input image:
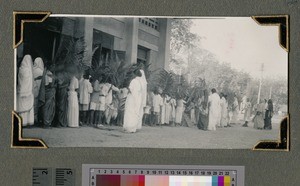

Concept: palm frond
[[148, 69, 175, 95]]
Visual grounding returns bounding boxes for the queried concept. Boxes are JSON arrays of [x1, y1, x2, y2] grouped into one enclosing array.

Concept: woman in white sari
[[33, 57, 44, 124], [207, 88, 220, 131], [67, 76, 79, 127], [230, 96, 239, 124], [17, 55, 34, 127], [137, 69, 147, 130], [123, 70, 142, 133]]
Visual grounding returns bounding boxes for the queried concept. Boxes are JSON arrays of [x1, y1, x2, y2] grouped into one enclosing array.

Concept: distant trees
[[168, 18, 287, 108]]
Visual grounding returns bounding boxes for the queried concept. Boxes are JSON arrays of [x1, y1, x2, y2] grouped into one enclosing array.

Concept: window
[[138, 18, 159, 31], [137, 46, 149, 65]]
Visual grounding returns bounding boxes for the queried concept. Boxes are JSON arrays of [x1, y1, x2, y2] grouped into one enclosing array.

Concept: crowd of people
[[16, 54, 274, 133]]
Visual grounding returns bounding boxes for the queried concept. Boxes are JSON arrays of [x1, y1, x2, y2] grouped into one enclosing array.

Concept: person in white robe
[[32, 57, 44, 124], [104, 81, 119, 124], [242, 98, 252, 127], [67, 76, 79, 127], [216, 94, 222, 127], [17, 55, 34, 127], [207, 88, 221, 131], [230, 96, 239, 124], [123, 70, 142, 133], [160, 94, 166, 125], [137, 69, 147, 130], [170, 97, 177, 125], [175, 98, 185, 126], [220, 93, 228, 127], [164, 94, 172, 125]]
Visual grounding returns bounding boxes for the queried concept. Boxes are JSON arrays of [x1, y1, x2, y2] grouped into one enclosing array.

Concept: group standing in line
[[17, 54, 274, 133]]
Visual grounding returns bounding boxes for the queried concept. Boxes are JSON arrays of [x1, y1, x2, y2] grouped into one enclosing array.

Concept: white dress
[[164, 97, 172, 124], [208, 93, 221, 131], [137, 70, 147, 129], [123, 78, 142, 133], [175, 99, 184, 124], [17, 55, 34, 127], [160, 97, 166, 124], [170, 98, 176, 121], [67, 77, 79, 127]]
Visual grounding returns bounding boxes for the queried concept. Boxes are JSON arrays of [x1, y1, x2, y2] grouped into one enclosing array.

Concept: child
[[152, 87, 163, 126], [79, 74, 93, 125], [116, 88, 128, 126], [104, 79, 119, 125], [106, 93, 119, 125], [89, 79, 101, 126], [97, 79, 109, 127]]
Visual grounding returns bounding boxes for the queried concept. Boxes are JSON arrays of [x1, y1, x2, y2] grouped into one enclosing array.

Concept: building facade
[[20, 16, 171, 71]]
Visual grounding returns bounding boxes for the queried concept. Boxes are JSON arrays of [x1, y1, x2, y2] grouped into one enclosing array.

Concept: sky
[[190, 17, 288, 79]]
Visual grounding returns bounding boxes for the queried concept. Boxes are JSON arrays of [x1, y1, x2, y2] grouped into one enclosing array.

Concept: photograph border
[[12, 11, 290, 151]]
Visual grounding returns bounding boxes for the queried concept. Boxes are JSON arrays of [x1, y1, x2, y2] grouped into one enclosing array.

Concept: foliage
[[147, 69, 190, 98], [148, 69, 174, 93], [89, 52, 132, 87], [168, 18, 287, 109], [247, 76, 287, 106], [170, 19, 199, 53]]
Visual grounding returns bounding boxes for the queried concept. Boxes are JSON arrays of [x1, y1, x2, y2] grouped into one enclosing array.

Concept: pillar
[[82, 17, 94, 67], [125, 18, 139, 64], [157, 18, 171, 70]]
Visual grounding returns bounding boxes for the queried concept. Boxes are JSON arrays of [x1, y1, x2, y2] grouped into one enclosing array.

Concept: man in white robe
[[136, 69, 147, 130], [123, 70, 142, 133], [207, 88, 221, 131]]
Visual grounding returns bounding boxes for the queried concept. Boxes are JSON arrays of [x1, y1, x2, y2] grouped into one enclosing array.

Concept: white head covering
[[18, 55, 34, 96], [139, 69, 147, 107], [17, 55, 34, 112], [33, 57, 44, 79], [140, 69, 147, 83]]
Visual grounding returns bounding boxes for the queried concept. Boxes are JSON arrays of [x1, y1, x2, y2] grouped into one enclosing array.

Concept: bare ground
[[22, 114, 283, 149]]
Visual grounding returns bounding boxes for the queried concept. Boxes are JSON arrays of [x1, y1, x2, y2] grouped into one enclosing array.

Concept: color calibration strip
[[94, 175, 231, 186], [83, 165, 244, 186]]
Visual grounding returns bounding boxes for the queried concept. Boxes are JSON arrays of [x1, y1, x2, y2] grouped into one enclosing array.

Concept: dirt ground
[[22, 114, 283, 149]]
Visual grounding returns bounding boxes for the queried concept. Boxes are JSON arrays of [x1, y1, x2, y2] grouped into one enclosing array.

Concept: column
[[125, 18, 139, 64], [82, 17, 94, 67], [74, 17, 94, 67], [157, 18, 171, 70]]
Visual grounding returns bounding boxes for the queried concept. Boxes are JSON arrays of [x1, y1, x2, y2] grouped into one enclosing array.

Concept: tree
[[170, 19, 200, 66]]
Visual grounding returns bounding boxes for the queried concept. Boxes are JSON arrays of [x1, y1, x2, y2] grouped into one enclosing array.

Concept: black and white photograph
[[15, 15, 288, 148]]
